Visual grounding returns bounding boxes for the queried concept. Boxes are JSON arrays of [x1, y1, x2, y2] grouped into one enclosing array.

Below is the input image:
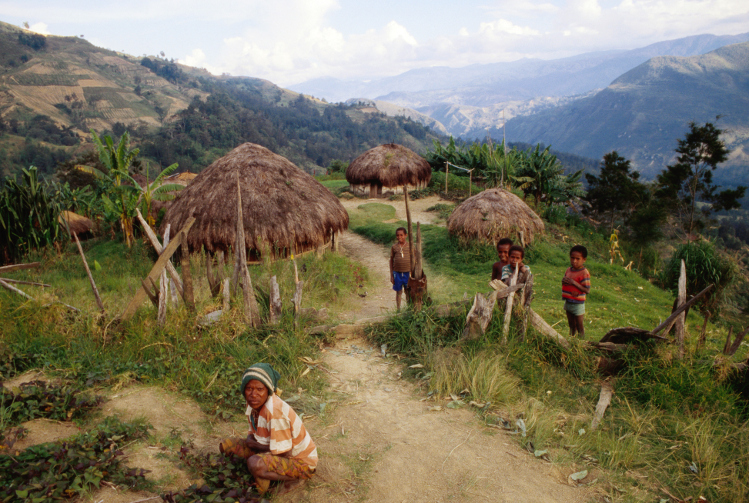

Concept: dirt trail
[[2, 197, 594, 502]]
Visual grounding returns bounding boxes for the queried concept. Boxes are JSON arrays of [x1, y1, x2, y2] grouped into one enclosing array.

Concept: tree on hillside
[[585, 151, 648, 232], [656, 121, 746, 237], [514, 145, 584, 207]]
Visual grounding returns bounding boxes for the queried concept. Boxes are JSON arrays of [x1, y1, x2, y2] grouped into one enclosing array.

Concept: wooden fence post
[[73, 232, 104, 312]]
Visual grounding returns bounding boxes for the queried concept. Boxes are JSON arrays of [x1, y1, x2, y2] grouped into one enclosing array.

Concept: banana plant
[[136, 161, 183, 227]]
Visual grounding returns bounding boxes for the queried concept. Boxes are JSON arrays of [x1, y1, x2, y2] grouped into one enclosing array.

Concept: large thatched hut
[[346, 143, 431, 198], [447, 188, 545, 246], [161, 143, 349, 260]]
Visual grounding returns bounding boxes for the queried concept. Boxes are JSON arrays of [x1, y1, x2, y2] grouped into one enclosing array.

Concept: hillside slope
[[503, 42, 749, 184], [0, 21, 443, 177]]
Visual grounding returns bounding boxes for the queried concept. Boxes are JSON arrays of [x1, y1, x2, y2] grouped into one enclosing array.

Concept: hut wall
[[350, 180, 429, 198]]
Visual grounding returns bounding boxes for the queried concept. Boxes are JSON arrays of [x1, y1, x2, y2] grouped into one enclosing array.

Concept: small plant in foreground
[[0, 417, 150, 502], [0, 381, 104, 428], [162, 446, 261, 503]]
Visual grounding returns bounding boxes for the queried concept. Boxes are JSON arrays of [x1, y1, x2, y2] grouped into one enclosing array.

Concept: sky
[[2, 0, 748, 87]]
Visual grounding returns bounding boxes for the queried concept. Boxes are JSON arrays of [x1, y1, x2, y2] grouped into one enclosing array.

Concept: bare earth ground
[[2, 197, 596, 503]]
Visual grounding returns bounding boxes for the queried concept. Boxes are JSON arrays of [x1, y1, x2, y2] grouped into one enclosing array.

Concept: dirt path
[[282, 336, 592, 503], [339, 195, 445, 226]]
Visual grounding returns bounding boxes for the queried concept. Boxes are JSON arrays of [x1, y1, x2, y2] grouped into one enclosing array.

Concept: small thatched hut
[[447, 188, 545, 246], [346, 143, 431, 198], [161, 143, 349, 260], [59, 211, 94, 238]]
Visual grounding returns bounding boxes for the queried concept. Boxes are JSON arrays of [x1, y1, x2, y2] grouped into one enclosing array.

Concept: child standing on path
[[492, 238, 513, 281], [389, 227, 411, 310], [562, 245, 591, 338]]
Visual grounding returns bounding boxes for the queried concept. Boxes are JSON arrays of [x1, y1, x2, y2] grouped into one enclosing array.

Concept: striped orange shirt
[[246, 394, 318, 468]]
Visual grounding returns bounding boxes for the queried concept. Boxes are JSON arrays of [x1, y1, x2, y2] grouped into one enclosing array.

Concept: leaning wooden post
[[675, 259, 687, 359], [501, 265, 520, 344], [180, 233, 195, 312], [520, 273, 534, 341], [222, 278, 230, 312], [135, 209, 184, 299], [445, 162, 449, 194], [269, 275, 282, 325], [158, 225, 170, 326], [234, 173, 260, 326], [73, 232, 104, 312]]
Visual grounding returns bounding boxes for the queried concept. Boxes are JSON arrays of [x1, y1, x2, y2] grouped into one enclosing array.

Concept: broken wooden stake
[[234, 173, 259, 326], [158, 226, 170, 326], [181, 233, 195, 312], [650, 284, 713, 336], [222, 278, 230, 312], [591, 382, 614, 431], [73, 232, 104, 312], [724, 325, 749, 356], [0, 262, 41, 274], [269, 275, 282, 325], [141, 279, 159, 308], [462, 291, 498, 341], [674, 259, 687, 359]]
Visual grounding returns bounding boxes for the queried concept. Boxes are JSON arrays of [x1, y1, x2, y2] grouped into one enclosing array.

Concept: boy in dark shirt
[[492, 238, 513, 281], [389, 227, 411, 310], [562, 245, 591, 337]]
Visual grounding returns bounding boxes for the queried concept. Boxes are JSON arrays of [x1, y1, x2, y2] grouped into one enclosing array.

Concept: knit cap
[[240, 363, 280, 394]]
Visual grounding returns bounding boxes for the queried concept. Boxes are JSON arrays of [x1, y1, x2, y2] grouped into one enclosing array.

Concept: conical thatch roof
[[161, 143, 349, 258], [346, 143, 431, 188], [59, 210, 93, 236], [447, 188, 545, 245]]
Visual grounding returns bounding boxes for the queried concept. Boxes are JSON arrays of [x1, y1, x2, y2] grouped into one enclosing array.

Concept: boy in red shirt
[[562, 245, 591, 337]]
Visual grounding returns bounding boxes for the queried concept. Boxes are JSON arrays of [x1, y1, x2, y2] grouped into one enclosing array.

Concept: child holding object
[[501, 245, 531, 285], [389, 227, 411, 310], [562, 245, 591, 338], [492, 238, 513, 281]]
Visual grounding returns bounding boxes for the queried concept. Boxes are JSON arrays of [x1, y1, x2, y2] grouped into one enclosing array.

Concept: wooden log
[[181, 233, 195, 312], [135, 209, 184, 298], [120, 217, 195, 321], [269, 275, 282, 325], [0, 278, 50, 287], [293, 280, 304, 326], [591, 382, 614, 431], [697, 310, 710, 350], [0, 262, 41, 274], [206, 252, 221, 297], [650, 284, 714, 336], [141, 279, 159, 308], [674, 260, 687, 359], [528, 308, 570, 348], [158, 226, 170, 326], [501, 265, 519, 344], [235, 174, 259, 326], [73, 232, 104, 312], [461, 291, 498, 340], [599, 326, 667, 344]]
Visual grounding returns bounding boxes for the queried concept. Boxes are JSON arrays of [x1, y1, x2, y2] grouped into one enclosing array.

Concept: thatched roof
[[160, 143, 349, 257], [59, 211, 93, 236], [346, 143, 431, 188], [447, 188, 545, 245]]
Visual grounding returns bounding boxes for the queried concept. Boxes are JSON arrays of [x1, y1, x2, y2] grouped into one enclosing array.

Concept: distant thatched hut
[[59, 211, 94, 239], [447, 188, 545, 246], [346, 143, 431, 198], [161, 143, 349, 260]]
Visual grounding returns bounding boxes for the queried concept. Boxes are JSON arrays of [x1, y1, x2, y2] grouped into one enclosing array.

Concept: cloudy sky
[[2, 0, 748, 86]]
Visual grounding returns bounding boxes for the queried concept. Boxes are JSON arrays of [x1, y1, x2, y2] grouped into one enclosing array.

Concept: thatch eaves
[[346, 143, 431, 188], [161, 143, 349, 258], [447, 188, 545, 245]]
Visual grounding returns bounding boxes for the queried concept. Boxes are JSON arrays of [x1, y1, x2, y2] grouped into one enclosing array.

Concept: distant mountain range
[[504, 42, 749, 186], [290, 33, 749, 135]]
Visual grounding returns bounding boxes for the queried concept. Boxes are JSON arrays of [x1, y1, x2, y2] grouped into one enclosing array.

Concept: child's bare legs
[[575, 315, 585, 338], [396, 289, 403, 310], [566, 311, 578, 336]]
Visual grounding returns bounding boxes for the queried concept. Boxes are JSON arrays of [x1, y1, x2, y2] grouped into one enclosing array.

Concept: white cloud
[[28, 22, 50, 35]]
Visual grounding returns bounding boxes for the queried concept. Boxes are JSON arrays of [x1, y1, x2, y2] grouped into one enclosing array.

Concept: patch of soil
[[278, 336, 593, 503], [8, 418, 81, 452], [2, 370, 49, 390], [339, 195, 446, 227]]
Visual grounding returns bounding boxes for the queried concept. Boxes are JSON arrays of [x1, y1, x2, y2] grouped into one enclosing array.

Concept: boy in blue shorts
[[389, 227, 411, 310]]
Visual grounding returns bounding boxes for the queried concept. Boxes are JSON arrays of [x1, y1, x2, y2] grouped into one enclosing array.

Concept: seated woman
[[219, 363, 317, 494]]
